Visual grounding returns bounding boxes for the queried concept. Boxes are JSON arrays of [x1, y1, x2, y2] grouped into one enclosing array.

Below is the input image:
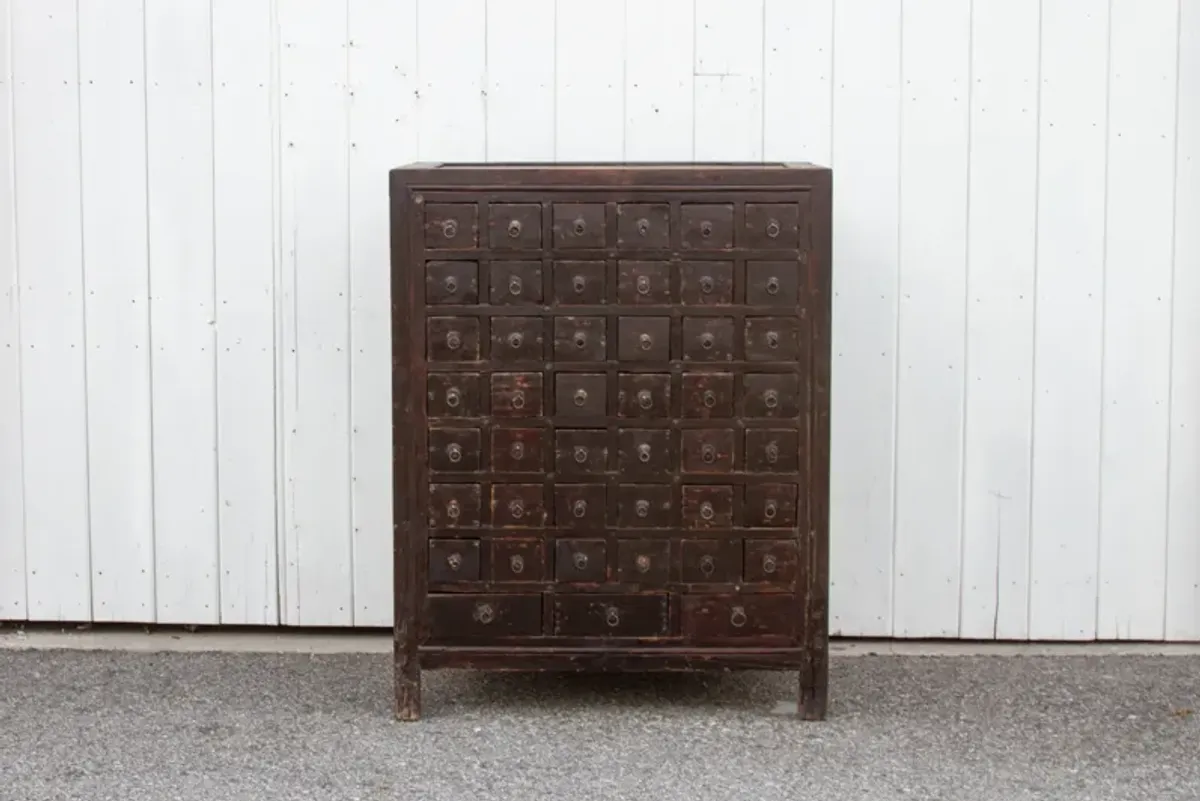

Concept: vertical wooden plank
[[1097, 0, 1179, 640], [693, 0, 763, 161], [0, 0, 26, 620], [1029, 0, 1109, 641], [555, 0, 623, 160], [762, 0, 833, 163], [892, 0, 971, 638], [624, 0, 693, 161], [485, 0, 554, 161], [348, 0, 418, 627], [78, 0, 155, 622], [146, 0, 219, 624], [12, 0, 91, 621], [279, 0, 353, 626], [828, 0, 901, 637], [417, 0, 485, 162], [1166, 0, 1200, 642], [959, 0, 1039, 640], [212, 0, 279, 625]]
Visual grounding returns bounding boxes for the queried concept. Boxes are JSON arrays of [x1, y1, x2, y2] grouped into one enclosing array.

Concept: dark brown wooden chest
[[391, 163, 831, 720]]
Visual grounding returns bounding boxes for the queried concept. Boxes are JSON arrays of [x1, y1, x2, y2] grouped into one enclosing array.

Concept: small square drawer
[[744, 538, 799, 584], [682, 317, 734, 361], [555, 373, 607, 417], [618, 317, 670, 361], [491, 372, 543, 418], [681, 595, 796, 642], [679, 261, 734, 305], [492, 484, 548, 528], [745, 261, 800, 306], [681, 485, 733, 529], [555, 538, 607, 582], [425, 593, 543, 639], [425, 260, 478, 304], [553, 260, 607, 304], [617, 539, 671, 585], [742, 202, 801, 249], [426, 372, 482, 418], [744, 429, 800, 473], [617, 260, 671, 304], [617, 203, 670, 248], [491, 316, 544, 362], [618, 428, 672, 475], [742, 373, 801, 418], [489, 203, 542, 249], [490, 261, 543, 305], [745, 317, 801, 362], [680, 203, 734, 250], [427, 317, 481, 362], [616, 484, 673, 528], [428, 427, 481, 472], [744, 483, 799, 527], [424, 203, 478, 250], [428, 538, 480, 583], [428, 483, 482, 528], [491, 428, 547, 472], [553, 203, 606, 248], [680, 429, 736, 473], [553, 484, 607, 529], [555, 429, 609, 475], [553, 316, 607, 361], [680, 539, 742, 583], [616, 373, 671, 418], [491, 539, 545, 582], [552, 594, 669, 637], [681, 372, 735, 418]]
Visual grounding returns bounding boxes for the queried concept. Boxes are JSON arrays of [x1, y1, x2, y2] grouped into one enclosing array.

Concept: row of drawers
[[429, 483, 800, 530], [423, 201, 808, 252], [427, 315, 803, 363], [425, 592, 798, 642], [429, 537, 799, 586], [426, 259, 805, 307]]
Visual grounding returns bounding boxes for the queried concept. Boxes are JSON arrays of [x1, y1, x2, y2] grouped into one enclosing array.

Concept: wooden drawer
[[681, 595, 797, 643], [425, 594, 543, 639], [552, 594, 670, 638]]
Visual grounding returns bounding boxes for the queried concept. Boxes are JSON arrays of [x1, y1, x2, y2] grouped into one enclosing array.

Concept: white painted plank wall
[[0, 0, 1196, 641]]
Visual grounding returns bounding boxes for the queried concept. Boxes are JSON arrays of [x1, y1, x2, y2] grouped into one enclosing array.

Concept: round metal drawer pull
[[699, 554, 715, 576], [508, 276, 523, 295], [764, 390, 779, 409], [509, 554, 525, 574], [702, 390, 717, 408], [637, 389, 653, 409], [572, 276, 587, 293], [474, 602, 494, 624], [446, 331, 462, 350], [573, 552, 589, 570], [699, 502, 715, 521], [572, 500, 587, 518], [446, 500, 461, 520], [636, 554, 651, 573], [507, 332, 523, 349], [574, 446, 589, 464], [766, 277, 780, 295], [573, 388, 588, 407], [507, 219, 522, 238], [509, 442, 525, 460], [766, 331, 780, 349], [445, 388, 461, 408], [700, 333, 715, 350], [446, 443, 463, 463], [606, 606, 621, 627], [573, 332, 588, 349], [636, 275, 651, 295], [730, 606, 747, 628], [638, 333, 653, 351], [764, 501, 778, 521], [635, 500, 650, 518], [699, 276, 714, 294], [512, 391, 526, 410], [636, 218, 650, 235], [763, 554, 778, 574], [573, 218, 587, 236], [700, 221, 713, 238], [444, 276, 458, 293], [441, 219, 458, 239], [446, 552, 463, 570], [765, 442, 780, 463], [701, 444, 716, 464], [637, 443, 651, 463], [765, 219, 781, 239], [509, 500, 525, 519]]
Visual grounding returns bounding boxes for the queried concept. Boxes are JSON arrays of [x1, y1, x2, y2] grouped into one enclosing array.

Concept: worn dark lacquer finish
[[392, 162, 831, 721]]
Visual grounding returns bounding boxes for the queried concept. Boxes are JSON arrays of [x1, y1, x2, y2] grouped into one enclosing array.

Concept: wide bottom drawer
[[425, 593, 543, 639], [681, 594, 797, 643], [552, 594, 670, 638]]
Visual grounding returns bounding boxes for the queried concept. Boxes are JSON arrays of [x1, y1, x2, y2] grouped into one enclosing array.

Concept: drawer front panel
[[552, 594, 670, 638]]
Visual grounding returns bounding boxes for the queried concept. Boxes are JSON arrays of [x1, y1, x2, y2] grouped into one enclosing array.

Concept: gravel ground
[[0, 648, 1197, 801]]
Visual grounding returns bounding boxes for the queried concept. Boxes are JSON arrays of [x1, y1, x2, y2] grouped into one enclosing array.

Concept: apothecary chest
[[391, 163, 831, 720]]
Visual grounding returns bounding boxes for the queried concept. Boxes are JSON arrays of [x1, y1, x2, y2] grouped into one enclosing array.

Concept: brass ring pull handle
[[635, 500, 650, 518], [766, 331, 780, 349], [441, 219, 458, 239], [509, 554, 525, 574], [699, 501, 714, 521], [446, 499, 461, 520], [700, 333, 715, 350], [509, 442, 525, 460], [572, 500, 587, 518], [702, 390, 717, 408], [637, 443, 651, 463], [699, 276, 714, 294], [474, 602, 494, 624], [636, 218, 650, 235], [444, 276, 458, 293], [605, 606, 621, 627], [701, 444, 716, 464], [764, 389, 779, 409], [508, 276, 523, 295], [637, 389, 653, 409], [573, 388, 588, 407], [512, 391, 526, 410], [766, 277, 780, 295], [636, 275, 651, 295], [763, 501, 778, 521], [699, 554, 715, 576], [572, 218, 587, 236], [446, 443, 463, 463], [765, 219, 781, 239], [509, 500, 524, 519], [730, 606, 747, 628], [574, 446, 589, 464], [507, 332, 523, 349], [638, 333, 653, 351], [762, 554, 778, 574], [445, 388, 461, 408], [573, 332, 588, 349], [507, 219, 522, 238], [446, 552, 462, 570], [445, 331, 462, 350], [765, 442, 779, 463], [572, 276, 587, 293], [699, 221, 713, 238], [635, 554, 651, 573], [573, 552, 588, 570]]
